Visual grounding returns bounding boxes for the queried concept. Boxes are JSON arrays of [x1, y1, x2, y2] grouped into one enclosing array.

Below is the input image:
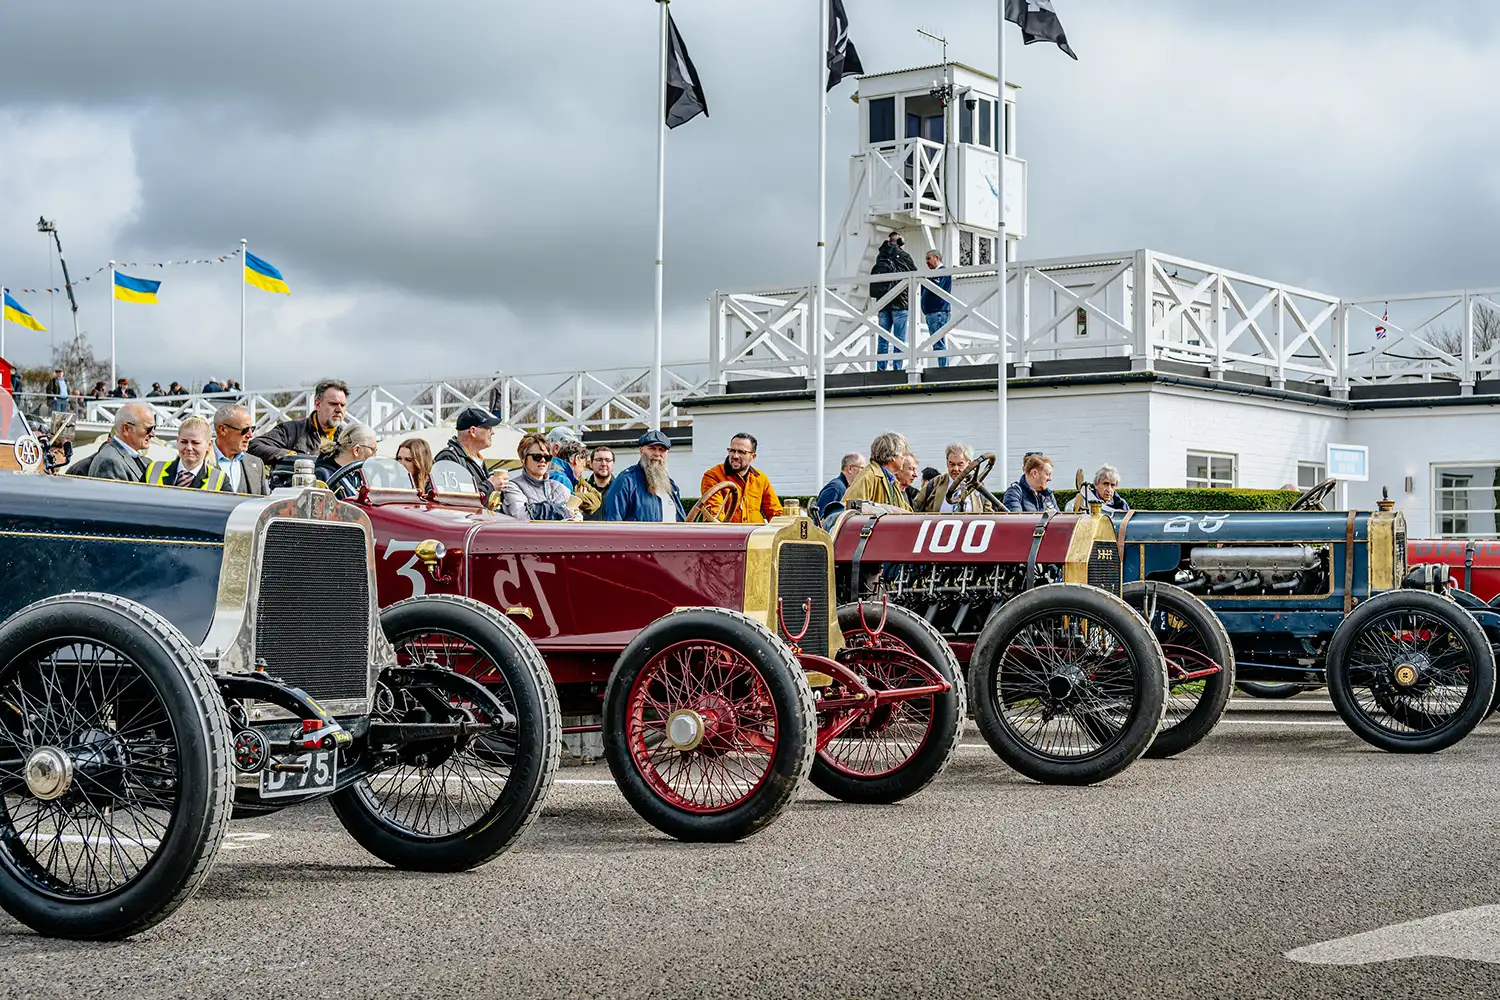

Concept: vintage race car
[[823, 471, 1184, 785], [327, 457, 965, 844], [0, 466, 561, 940], [1407, 538, 1500, 605]]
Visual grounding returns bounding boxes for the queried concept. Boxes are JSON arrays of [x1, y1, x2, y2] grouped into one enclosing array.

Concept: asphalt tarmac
[[4, 698, 1500, 1000]]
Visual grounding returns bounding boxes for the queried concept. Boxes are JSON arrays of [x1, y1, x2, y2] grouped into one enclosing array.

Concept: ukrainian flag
[[114, 271, 161, 304], [245, 252, 290, 295], [3, 292, 46, 332]]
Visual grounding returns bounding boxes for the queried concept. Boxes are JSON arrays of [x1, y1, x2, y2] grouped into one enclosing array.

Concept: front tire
[[968, 584, 1167, 785], [0, 594, 233, 940], [603, 608, 815, 842], [1325, 590, 1496, 753], [809, 603, 965, 804], [330, 595, 561, 871], [1122, 582, 1235, 758]]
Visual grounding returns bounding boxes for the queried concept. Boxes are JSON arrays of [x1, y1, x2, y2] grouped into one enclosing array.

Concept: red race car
[[325, 458, 965, 843], [1408, 538, 1500, 605]]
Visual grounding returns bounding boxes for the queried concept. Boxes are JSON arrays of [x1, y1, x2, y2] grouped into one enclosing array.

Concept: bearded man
[[603, 430, 686, 522]]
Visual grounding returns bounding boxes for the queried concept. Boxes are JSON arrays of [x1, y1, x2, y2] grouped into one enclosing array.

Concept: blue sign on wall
[[1327, 443, 1369, 481]]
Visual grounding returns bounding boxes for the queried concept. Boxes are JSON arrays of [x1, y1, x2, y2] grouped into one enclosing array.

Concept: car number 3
[[383, 540, 428, 597], [912, 519, 996, 554]]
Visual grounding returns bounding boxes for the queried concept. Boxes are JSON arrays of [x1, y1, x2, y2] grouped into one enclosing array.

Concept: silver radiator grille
[[254, 519, 371, 701]]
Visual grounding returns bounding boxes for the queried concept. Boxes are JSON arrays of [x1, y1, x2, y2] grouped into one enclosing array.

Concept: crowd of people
[[42, 368, 1130, 521], [37, 370, 246, 414]]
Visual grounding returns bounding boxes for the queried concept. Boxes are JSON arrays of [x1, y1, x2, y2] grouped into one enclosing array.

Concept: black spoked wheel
[[968, 584, 1167, 785], [0, 595, 232, 940], [330, 596, 560, 871], [1326, 591, 1496, 753], [1122, 582, 1235, 758], [809, 604, 965, 804]]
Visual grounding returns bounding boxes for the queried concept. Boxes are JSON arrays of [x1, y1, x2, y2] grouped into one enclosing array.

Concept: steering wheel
[[322, 459, 369, 500], [945, 452, 997, 510], [688, 480, 742, 523], [1290, 477, 1338, 511]]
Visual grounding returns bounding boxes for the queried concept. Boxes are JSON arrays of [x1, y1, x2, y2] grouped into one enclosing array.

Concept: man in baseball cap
[[603, 429, 685, 522], [433, 406, 502, 499]]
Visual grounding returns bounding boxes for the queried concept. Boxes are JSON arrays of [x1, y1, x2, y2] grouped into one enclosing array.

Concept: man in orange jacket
[[699, 433, 784, 523]]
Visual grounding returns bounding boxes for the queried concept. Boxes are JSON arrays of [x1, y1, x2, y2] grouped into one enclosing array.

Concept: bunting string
[[9, 246, 245, 297]]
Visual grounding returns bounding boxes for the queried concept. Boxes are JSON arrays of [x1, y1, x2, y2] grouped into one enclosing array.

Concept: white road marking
[[222, 831, 273, 851], [1287, 906, 1500, 966]]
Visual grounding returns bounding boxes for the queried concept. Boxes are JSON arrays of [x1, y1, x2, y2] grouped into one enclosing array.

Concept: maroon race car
[[323, 457, 966, 843]]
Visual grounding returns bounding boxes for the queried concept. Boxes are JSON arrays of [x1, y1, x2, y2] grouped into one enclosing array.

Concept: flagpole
[[240, 238, 248, 391], [995, 2, 1009, 485], [1, 287, 8, 360], [651, 0, 669, 432], [814, 0, 830, 490], [109, 260, 117, 384]]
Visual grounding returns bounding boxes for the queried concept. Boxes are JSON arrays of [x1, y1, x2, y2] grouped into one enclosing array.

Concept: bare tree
[[1419, 303, 1500, 357]]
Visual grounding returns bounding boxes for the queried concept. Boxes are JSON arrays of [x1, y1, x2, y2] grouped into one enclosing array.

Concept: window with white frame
[[1186, 452, 1236, 489], [1433, 463, 1500, 538], [1297, 462, 1326, 490]]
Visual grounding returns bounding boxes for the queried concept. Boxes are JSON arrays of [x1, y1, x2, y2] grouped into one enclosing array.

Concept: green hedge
[[1053, 488, 1301, 511]]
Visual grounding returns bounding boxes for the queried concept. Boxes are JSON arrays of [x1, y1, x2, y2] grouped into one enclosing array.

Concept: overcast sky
[[0, 1, 1497, 389]]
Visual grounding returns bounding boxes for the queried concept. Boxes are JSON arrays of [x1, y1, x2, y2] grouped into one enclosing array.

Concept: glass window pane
[[1187, 454, 1209, 482], [978, 99, 992, 148], [869, 97, 895, 144], [906, 112, 920, 139], [960, 106, 973, 144], [1211, 456, 1234, 481], [923, 115, 944, 143]]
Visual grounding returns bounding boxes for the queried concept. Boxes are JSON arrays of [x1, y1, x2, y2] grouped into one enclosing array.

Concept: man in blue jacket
[[922, 250, 953, 367], [814, 451, 866, 519], [604, 430, 687, 522], [1001, 452, 1060, 513]]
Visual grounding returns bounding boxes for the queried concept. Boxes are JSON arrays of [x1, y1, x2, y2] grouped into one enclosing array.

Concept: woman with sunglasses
[[500, 432, 580, 521], [395, 437, 434, 492]]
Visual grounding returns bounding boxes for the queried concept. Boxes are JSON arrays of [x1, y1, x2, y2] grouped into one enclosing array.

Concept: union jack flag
[[1375, 305, 1388, 339]]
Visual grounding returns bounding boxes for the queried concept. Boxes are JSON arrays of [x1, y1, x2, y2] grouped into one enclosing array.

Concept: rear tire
[[0, 594, 232, 940], [968, 584, 1167, 785], [809, 604, 965, 804], [330, 596, 560, 871], [603, 608, 815, 842], [1235, 681, 1315, 699], [1122, 582, 1235, 758], [1326, 590, 1496, 753]]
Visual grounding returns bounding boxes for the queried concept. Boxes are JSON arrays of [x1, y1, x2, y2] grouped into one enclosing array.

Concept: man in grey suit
[[212, 404, 269, 495], [85, 402, 153, 482]]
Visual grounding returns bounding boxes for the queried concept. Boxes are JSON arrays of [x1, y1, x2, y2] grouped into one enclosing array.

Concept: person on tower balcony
[[248, 377, 348, 465], [699, 433, 783, 524], [44, 368, 69, 413], [107, 377, 137, 399], [604, 430, 686, 523], [840, 431, 913, 511], [1001, 452, 1060, 513], [870, 233, 916, 372], [922, 250, 953, 368], [146, 417, 229, 491]]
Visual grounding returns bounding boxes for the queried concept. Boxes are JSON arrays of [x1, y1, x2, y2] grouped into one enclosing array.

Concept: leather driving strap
[[1024, 510, 1058, 591], [1344, 510, 1357, 613], [849, 515, 879, 601], [1466, 539, 1476, 593]]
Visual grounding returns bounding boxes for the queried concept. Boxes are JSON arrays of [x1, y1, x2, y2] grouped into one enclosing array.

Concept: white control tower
[[834, 62, 1025, 280]]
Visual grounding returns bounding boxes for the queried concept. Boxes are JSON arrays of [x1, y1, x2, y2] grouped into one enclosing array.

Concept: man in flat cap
[[603, 429, 686, 522], [433, 406, 501, 500]]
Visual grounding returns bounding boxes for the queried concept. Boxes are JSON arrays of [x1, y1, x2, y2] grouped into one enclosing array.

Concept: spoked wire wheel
[[331, 595, 559, 871], [0, 594, 230, 940], [1122, 581, 1235, 758], [624, 640, 781, 813], [1326, 591, 1496, 753], [603, 608, 814, 842], [969, 585, 1166, 784], [1, 639, 181, 901], [809, 603, 964, 803]]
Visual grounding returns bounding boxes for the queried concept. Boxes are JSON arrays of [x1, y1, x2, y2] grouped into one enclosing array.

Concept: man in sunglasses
[[83, 401, 154, 481], [212, 404, 268, 495]]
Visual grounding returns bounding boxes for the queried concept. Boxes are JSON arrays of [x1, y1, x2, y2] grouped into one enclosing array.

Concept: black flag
[[827, 0, 865, 91], [665, 12, 709, 129], [1005, 0, 1077, 60]]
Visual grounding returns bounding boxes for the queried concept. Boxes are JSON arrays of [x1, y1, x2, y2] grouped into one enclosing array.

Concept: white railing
[[862, 138, 946, 219], [710, 248, 1498, 393], [29, 364, 713, 439]]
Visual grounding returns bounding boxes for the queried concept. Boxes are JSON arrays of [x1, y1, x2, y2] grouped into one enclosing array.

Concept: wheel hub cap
[[667, 709, 706, 751], [1047, 668, 1084, 702], [1391, 652, 1429, 688], [24, 747, 73, 801]]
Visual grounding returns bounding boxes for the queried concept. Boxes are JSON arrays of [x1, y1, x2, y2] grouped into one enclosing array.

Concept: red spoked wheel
[[603, 609, 815, 842], [808, 603, 965, 804]]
